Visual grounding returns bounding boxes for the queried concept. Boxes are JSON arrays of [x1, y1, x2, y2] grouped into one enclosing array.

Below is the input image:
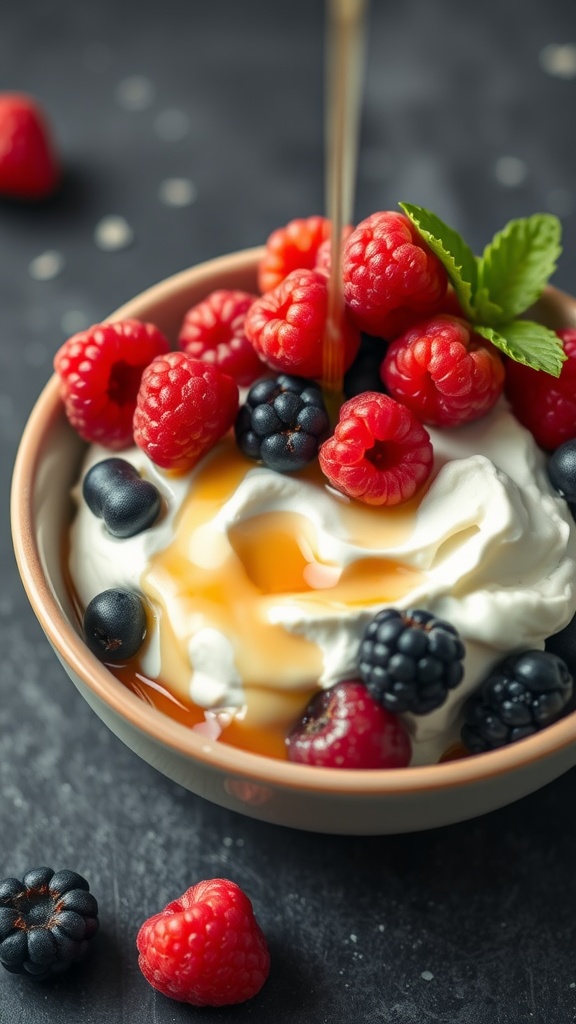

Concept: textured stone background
[[2, 1, 576, 1020]]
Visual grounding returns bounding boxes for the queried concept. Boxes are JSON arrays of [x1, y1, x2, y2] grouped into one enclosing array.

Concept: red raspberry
[[381, 314, 505, 427], [342, 211, 448, 338], [133, 351, 238, 471], [0, 93, 60, 200], [178, 289, 267, 387], [136, 878, 270, 1007], [287, 680, 411, 768], [245, 268, 360, 379], [505, 329, 576, 450], [318, 391, 433, 505], [54, 319, 170, 449], [257, 215, 330, 293], [314, 225, 354, 275]]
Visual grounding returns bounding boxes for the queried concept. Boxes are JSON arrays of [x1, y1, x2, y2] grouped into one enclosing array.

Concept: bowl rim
[[11, 249, 576, 796]]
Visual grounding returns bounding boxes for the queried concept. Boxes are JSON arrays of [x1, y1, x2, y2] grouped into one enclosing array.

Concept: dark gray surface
[[2, 1, 576, 1020]]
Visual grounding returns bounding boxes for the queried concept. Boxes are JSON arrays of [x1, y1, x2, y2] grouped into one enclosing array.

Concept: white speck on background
[[421, 971, 434, 981], [24, 343, 48, 367], [235, 838, 244, 847], [158, 177, 197, 208], [570, 982, 575, 988], [494, 156, 528, 187], [546, 188, 575, 216], [29, 250, 65, 281], [94, 215, 134, 251], [350, 934, 358, 943], [539, 43, 576, 79], [378, 924, 385, 932], [61, 310, 91, 336], [83, 42, 112, 73], [116, 75, 155, 111], [222, 837, 233, 847], [155, 109, 190, 142]]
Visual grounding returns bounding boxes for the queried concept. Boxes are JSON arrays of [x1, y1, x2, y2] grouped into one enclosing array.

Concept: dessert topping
[[178, 288, 266, 386], [257, 214, 331, 293], [235, 373, 329, 472], [83, 588, 147, 663], [82, 457, 161, 538], [547, 439, 576, 505], [505, 327, 576, 450]]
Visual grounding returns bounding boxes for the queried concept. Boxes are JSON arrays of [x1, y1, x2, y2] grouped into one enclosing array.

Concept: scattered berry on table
[[257, 215, 330, 292], [359, 608, 465, 714], [235, 374, 329, 472], [133, 351, 238, 471], [83, 588, 147, 662], [505, 328, 576, 450], [381, 314, 505, 427], [136, 878, 270, 1006], [82, 458, 161, 538], [286, 679, 411, 768], [547, 438, 576, 505], [54, 319, 170, 449], [318, 391, 433, 506], [461, 650, 573, 753], [244, 267, 360, 379], [342, 210, 448, 338], [343, 333, 389, 399], [0, 867, 98, 980], [178, 289, 266, 386], [0, 94, 60, 200]]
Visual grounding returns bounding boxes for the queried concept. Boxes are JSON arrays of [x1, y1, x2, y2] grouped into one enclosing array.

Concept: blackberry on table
[[0, 867, 98, 980], [235, 374, 329, 472], [358, 608, 465, 714], [461, 650, 573, 754]]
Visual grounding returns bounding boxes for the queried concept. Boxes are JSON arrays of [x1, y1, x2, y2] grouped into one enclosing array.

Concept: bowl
[[11, 249, 576, 835]]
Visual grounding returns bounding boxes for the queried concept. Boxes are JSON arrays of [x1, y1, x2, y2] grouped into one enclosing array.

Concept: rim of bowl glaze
[[11, 249, 576, 796]]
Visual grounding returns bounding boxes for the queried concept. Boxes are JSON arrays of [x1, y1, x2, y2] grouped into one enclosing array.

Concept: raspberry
[[257, 215, 330, 293], [235, 374, 329, 472], [318, 391, 433, 506], [0, 94, 60, 200], [286, 680, 411, 768], [461, 650, 573, 753], [342, 211, 448, 338], [505, 328, 576, 450], [381, 314, 505, 427], [314, 225, 354, 276], [359, 608, 465, 715], [54, 319, 170, 449], [136, 878, 270, 1006], [178, 289, 266, 387], [133, 351, 238, 471], [245, 268, 360, 379], [0, 867, 98, 980]]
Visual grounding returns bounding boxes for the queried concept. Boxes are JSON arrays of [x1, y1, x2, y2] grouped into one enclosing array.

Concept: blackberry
[[358, 608, 465, 714], [461, 650, 573, 754], [0, 867, 98, 980], [235, 374, 329, 472], [83, 588, 147, 663], [343, 333, 388, 399], [83, 457, 162, 538]]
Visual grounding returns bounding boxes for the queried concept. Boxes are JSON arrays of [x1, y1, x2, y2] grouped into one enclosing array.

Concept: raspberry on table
[[318, 391, 433, 506], [133, 351, 238, 471], [136, 878, 270, 1006], [505, 328, 576, 451], [286, 679, 411, 768], [0, 93, 60, 200], [235, 373, 329, 472], [342, 211, 448, 339], [461, 650, 573, 753], [245, 267, 360, 379], [359, 608, 465, 715], [257, 215, 331, 293], [54, 319, 170, 449], [178, 289, 267, 387], [381, 314, 505, 427], [0, 867, 98, 980]]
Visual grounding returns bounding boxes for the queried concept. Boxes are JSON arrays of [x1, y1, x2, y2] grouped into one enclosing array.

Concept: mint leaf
[[475, 320, 566, 377], [473, 285, 504, 325], [477, 214, 562, 323], [399, 202, 477, 319]]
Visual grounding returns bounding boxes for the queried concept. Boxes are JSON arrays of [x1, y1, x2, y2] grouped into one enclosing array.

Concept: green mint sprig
[[399, 202, 565, 377]]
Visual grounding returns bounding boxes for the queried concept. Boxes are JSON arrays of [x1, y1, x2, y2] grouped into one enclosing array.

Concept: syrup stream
[[322, 0, 368, 418]]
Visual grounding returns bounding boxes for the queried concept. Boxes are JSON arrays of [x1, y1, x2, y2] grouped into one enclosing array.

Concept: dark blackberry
[[343, 333, 388, 399], [358, 608, 465, 714], [235, 374, 329, 472], [0, 867, 98, 980], [83, 457, 162, 538], [83, 588, 147, 663], [461, 650, 573, 754], [547, 440, 576, 516]]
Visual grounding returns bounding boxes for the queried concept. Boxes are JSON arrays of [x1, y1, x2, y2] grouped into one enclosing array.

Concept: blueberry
[[235, 374, 329, 472], [83, 588, 147, 662], [547, 439, 576, 504], [82, 458, 161, 538]]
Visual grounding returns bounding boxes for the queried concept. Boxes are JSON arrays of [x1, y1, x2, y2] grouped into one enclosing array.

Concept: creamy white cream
[[69, 400, 576, 765]]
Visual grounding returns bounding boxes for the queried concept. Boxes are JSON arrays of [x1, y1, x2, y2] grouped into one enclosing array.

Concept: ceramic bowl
[[11, 250, 576, 834]]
